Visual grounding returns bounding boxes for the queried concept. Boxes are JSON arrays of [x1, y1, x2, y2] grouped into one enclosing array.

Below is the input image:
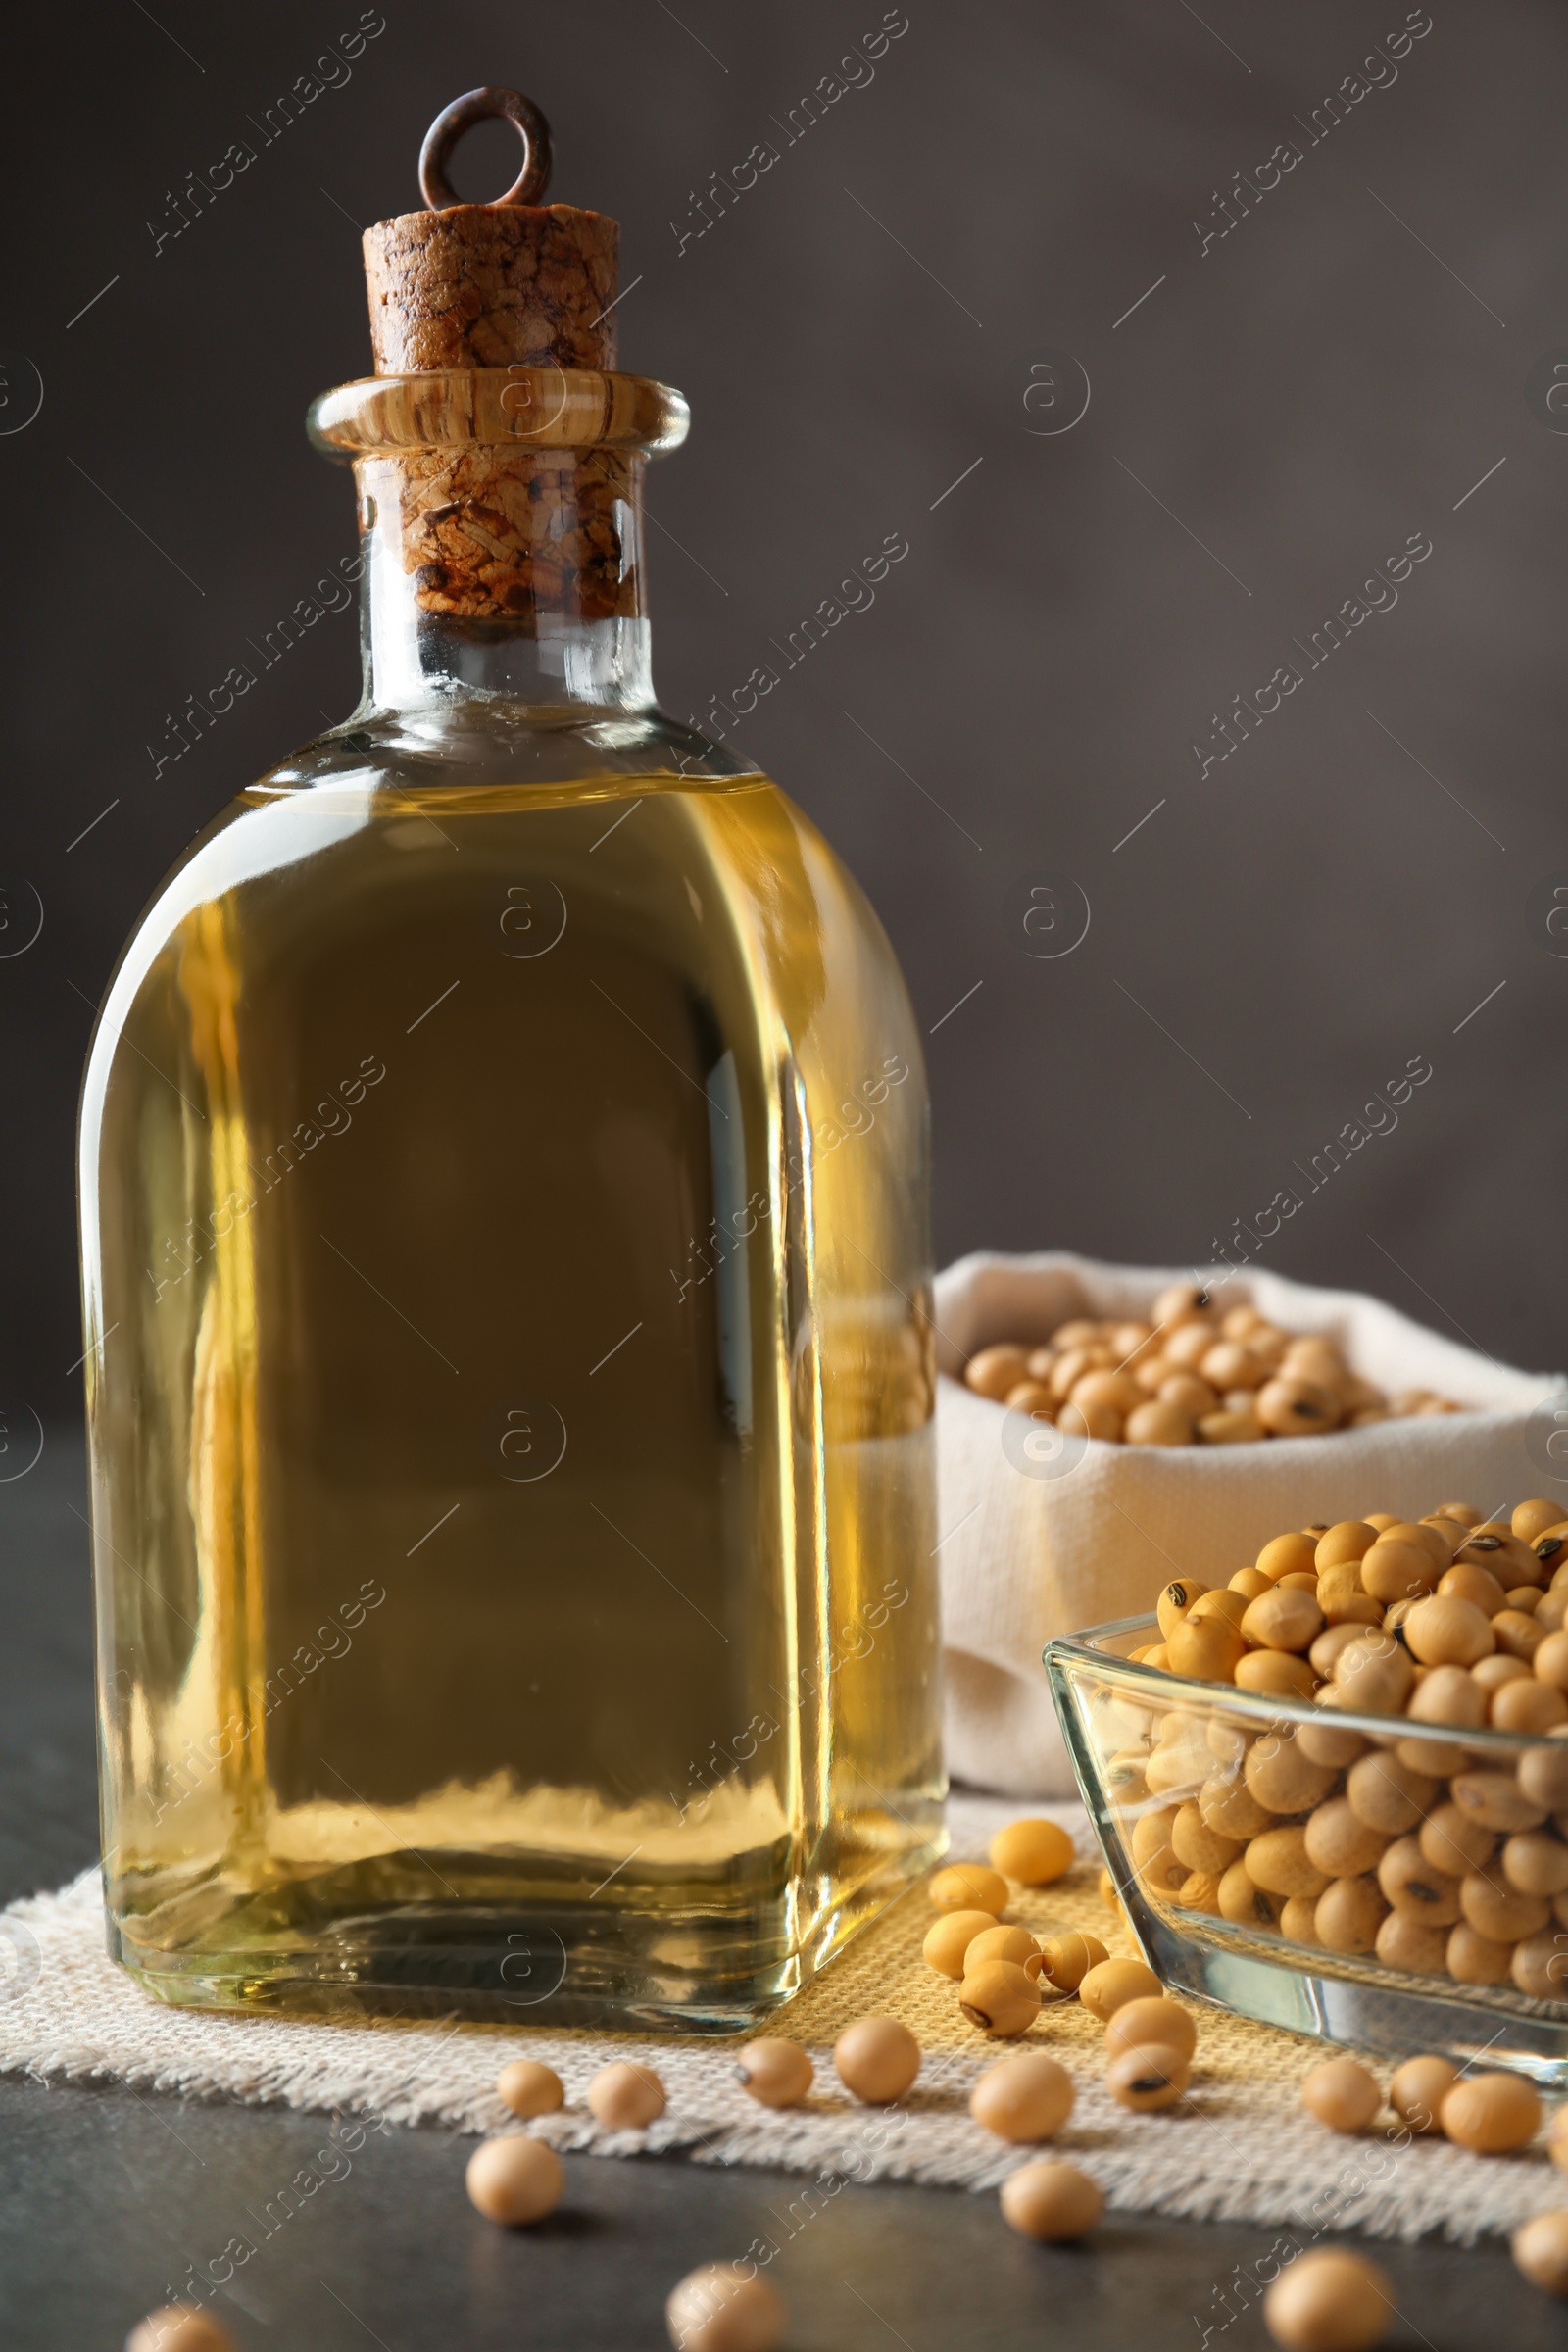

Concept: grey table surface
[[0, 1439, 1554, 2352]]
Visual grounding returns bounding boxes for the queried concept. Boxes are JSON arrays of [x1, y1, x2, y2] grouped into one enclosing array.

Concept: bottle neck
[[354, 446, 654, 716]]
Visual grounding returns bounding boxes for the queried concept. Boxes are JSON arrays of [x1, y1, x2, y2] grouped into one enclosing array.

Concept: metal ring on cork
[[418, 86, 554, 211]]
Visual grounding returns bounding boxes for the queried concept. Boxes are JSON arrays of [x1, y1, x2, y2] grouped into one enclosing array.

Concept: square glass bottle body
[[81, 419, 945, 2024]]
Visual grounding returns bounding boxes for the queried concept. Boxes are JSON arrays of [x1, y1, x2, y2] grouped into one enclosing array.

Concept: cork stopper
[[356, 89, 634, 630], [364, 206, 619, 372], [363, 86, 619, 373]]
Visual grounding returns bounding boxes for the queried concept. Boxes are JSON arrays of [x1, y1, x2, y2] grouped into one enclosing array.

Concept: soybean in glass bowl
[[1046, 1618, 1568, 2086]]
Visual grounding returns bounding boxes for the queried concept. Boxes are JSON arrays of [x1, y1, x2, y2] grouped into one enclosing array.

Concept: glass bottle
[[79, 90, 944, 2029]]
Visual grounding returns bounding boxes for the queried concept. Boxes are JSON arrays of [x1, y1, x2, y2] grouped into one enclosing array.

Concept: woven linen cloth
[[2, 1793, 1562, 2245], [932, 1251, 1560, 1795]]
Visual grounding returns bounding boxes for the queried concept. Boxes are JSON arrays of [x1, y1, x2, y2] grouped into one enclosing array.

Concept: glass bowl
[[1046, 1615, 1568, 2086]]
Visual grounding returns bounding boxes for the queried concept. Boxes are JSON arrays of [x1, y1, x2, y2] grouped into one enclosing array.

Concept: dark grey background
[[4, 0, 1566, 1400]]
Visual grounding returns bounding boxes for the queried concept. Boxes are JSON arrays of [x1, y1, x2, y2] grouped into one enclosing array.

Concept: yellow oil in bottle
[[84, 763, 944, 2026]]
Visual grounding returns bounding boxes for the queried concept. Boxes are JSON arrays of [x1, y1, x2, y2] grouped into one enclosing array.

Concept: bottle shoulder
[[79, 710, 922, 1119], [257, 699, 760, 798]]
